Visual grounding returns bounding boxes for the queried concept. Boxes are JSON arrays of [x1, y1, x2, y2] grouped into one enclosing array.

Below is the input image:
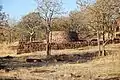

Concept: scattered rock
[[70, 73, 81, 78], [0, 65, 5, 70], [95, 76, 120, 80], [26, 59, 42, 63], [3, 56, 14, 59], [30, 69, 56, 73], [0, 77, 21, 80]]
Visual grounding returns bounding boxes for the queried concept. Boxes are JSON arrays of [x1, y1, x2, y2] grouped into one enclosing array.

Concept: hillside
[[0, 43, 119, 80]]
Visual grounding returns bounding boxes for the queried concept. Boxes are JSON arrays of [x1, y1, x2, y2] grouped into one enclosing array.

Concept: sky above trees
[[1, 0, 78, 20]]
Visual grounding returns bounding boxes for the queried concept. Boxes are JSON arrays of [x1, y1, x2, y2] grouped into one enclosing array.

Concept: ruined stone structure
[[50, 31, 69, 43], [50, 31, 79, 43], [17, 38, 120, 54], [17, 41, 88, 54], [17, 31, 83, 54], [17, 30, 120, 54]]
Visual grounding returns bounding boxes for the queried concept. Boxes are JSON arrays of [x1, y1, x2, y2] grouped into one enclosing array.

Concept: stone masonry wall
[[17, 38, 120, 54]]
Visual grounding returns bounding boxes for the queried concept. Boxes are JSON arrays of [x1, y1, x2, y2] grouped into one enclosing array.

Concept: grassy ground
[[0, 43, 120, 80]]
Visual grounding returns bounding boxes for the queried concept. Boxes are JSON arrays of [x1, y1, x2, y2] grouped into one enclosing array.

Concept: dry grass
[[0, 43, 120, 80], [0, 42, 18, 57]]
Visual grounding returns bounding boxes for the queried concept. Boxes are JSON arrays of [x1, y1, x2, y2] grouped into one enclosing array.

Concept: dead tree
[[36, 0, 63, 56]]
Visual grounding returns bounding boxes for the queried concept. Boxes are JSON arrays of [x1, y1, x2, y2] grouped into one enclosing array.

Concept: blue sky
[[1, 0, 78, 20]]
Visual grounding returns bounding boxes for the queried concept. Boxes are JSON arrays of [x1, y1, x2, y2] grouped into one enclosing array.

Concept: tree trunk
[[30, 35, 32, 42], [50, 31, 52, 43], [9, 30, 12, 43], [102, 13, 106, 56], [97, 31, 101, 56], [46, 24, 51, 57], [102, 31, 106, 56], [46, 31, 51, 56], [30, 32, 33, 42], [108, 32, 110, 40]]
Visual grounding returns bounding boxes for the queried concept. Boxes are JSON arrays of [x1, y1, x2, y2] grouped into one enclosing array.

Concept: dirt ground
[[0, 43, 120, 80]]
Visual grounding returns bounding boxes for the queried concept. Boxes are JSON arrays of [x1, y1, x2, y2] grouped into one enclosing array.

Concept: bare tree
[[77, 0, 102, 55], [36, 0, 63, 56], [18, 12, 42, 42], [77, 0, 120, 56], [0, 5, 10, 43]]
